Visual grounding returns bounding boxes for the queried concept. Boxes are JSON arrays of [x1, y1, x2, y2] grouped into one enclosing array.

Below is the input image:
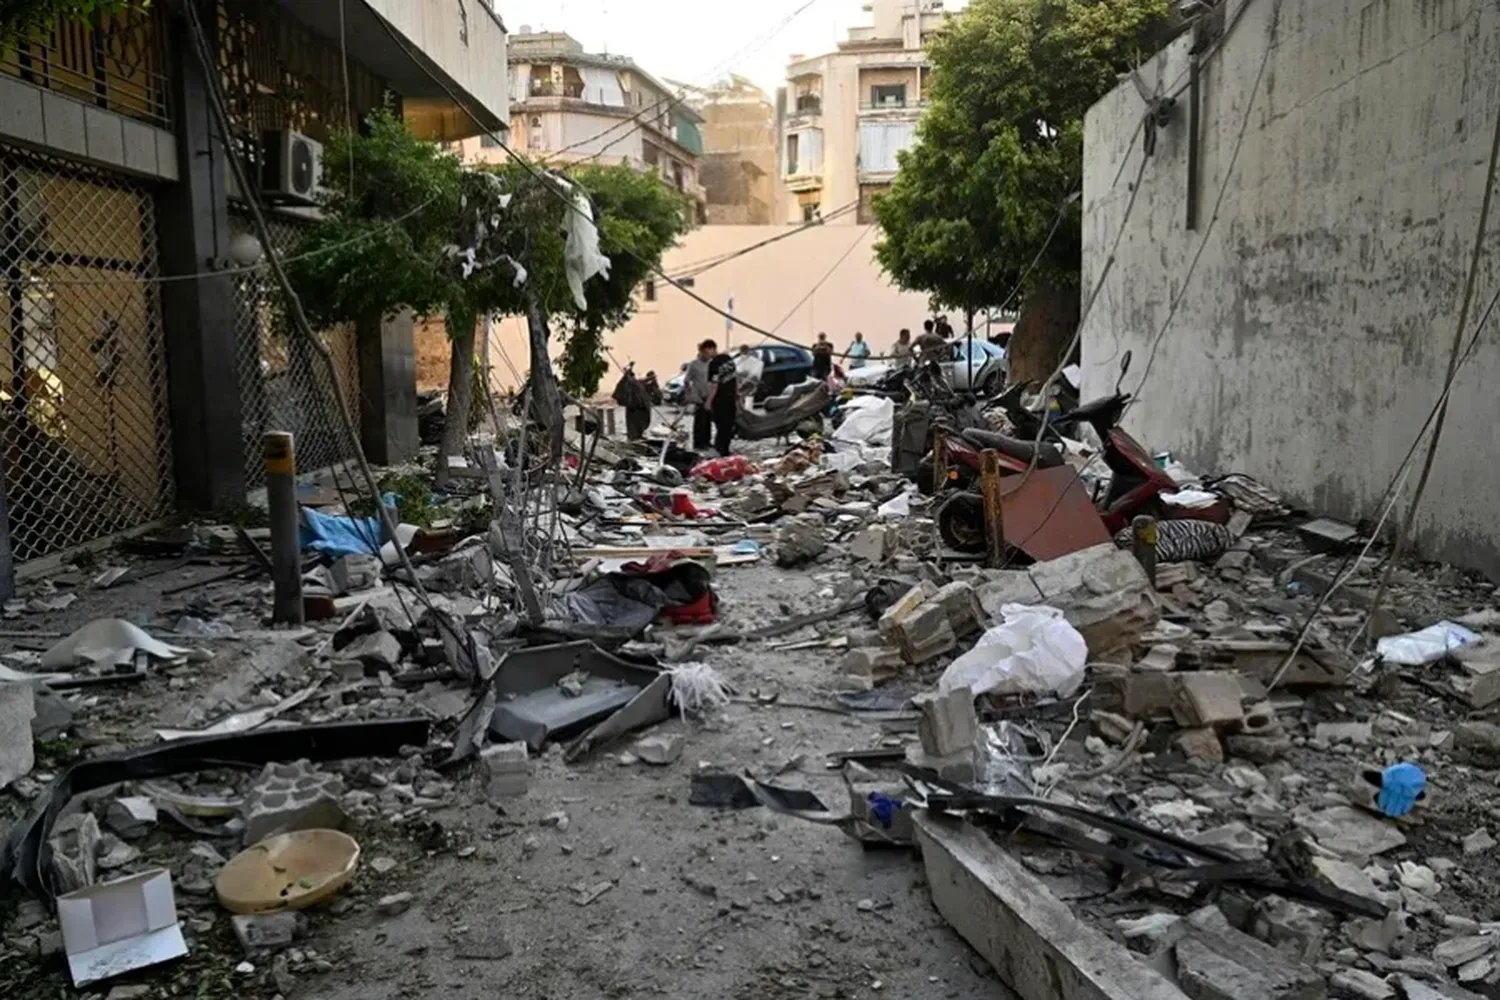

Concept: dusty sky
[[499, 0, 883, 95]]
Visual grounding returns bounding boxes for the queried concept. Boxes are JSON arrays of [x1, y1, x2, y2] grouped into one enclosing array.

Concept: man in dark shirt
[[705, 348, 739, 456], [811, 332, 834, 381]]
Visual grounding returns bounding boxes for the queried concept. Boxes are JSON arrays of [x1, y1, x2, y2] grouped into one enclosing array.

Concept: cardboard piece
[[57, 868, 187, 986]]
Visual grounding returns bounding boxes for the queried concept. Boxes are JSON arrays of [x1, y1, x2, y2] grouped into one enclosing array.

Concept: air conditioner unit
[[260, 129, 324, 205]]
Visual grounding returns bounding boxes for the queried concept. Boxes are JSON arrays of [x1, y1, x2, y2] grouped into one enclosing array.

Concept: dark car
[[664, 344, 816, 404], [746, 344, 815, 401]]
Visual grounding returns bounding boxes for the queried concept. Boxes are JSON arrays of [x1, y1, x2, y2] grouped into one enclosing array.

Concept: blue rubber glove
[[1377, 762, 1426, 817]]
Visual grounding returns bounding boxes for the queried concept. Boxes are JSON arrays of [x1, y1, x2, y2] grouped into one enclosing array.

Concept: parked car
[[941, 337, 1008, 394], [663, 345, 816, 405]]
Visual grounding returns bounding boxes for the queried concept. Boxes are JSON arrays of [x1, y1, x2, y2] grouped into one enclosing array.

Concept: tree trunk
[[436, 315, 475, 489], [1008, 281, 1081, 386], [524, 292, 566, 464]]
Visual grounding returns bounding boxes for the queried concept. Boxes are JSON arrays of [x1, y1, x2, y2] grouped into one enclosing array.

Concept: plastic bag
[[1375, 620, 1481, 666], [939, 604, 1087, 698], [832, 395, 895, 448]]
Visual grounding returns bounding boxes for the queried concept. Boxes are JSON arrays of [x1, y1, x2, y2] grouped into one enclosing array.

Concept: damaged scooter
[[934, 352, 1228, 556]]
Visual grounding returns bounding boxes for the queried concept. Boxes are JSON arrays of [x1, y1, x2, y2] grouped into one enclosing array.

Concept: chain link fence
[[0, 144, 176, 563], [230, 210, 359, 491]]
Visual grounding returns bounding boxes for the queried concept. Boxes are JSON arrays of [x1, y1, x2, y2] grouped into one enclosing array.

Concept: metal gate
[[0, 145, 174, 563], [230, 210, 358, 490]]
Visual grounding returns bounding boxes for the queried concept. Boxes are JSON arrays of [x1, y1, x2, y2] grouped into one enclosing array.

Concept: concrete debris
[[340, 630, 402, 669], [0, 680, 37, 791], [634, 733, 685, 765], [231, 912, 300, 952], [913, 687, 977, 758], [377, 892, 414, 916], [774, 518, 827, 567], [242, 760, 346, 846], [1174, 905, 1326, 1000], [1330, 969, 1396, 999], [1299, 806, 1407, 863], [105, 796, 158, 840], [481, 741, 530, 797], [1433, 936, 1495, 968]]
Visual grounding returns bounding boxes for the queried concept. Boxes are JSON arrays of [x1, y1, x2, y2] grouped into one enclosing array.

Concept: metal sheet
[[1000, 466, 1111, 562]]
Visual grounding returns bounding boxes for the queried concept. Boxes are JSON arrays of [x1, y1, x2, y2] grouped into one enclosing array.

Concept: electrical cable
[[665, 201, 859, 279], [766, 225, 876, 336]]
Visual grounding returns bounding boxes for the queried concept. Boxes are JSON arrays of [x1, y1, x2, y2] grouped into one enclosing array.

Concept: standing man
[[686, 339, 714, 450], [705, 344, 739, 456], [811, 332, 835, 382], [891, 328, 914, 369], [612, 363, 652, 441], [846, 332, 871, 369]]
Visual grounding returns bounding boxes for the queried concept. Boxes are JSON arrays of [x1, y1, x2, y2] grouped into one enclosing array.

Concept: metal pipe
[[263, 431, 304, 624]]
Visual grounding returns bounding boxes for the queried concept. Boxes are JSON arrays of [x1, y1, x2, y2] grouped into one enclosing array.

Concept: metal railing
[[0, 7, 172, 131], [230, 211, 359, 491], [0, 144, 175, 563]]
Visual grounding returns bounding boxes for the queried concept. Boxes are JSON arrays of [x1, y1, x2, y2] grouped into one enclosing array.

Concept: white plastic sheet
[[876, 490, 912, 520], [832, 395, 894, 448], [939, 604, 1088, 699], [1162, 489, 1220, 509], [1376, 620, 1482, 666], [559, 177, 610, 309], [41, 620, 190, 671]]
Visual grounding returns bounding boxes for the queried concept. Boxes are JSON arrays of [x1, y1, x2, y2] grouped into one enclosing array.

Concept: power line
[[666, 201, 859, 279], [767, 225, 876, 336]]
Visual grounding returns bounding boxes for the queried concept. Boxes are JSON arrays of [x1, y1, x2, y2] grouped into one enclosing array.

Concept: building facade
[[674, 75, 781, 226], [778, 0, 956, 224], [457, 29, 706, 222], [0, 0, 506, 583], [1079, 0, 1500, 579]]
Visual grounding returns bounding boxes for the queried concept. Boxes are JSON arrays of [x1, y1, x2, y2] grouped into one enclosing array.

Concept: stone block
[[849, 524, 892, 563], [906, 618, 957, 665], [1126, 673, 1178, 718], [906, 745, 974, 784], [481, 741, 530, 798], [914, 687, 977, 757], [231, 911, 300, 952], [341, 630, 402, 669], [975, 572, 1046, 616], [1177, 727, 1224, 763], [1172, 673, 1246, 728], [1174, 905, 1326, 1000], [877, 581, 938, 641], [242, 760, 346, 846], [840, 646, 904, 683], [931, 581, 985, 638]]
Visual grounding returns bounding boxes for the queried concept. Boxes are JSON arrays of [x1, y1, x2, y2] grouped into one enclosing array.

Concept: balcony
[[794, 94, 822, 115], [858, 98, 927, 119], [528, 80, 586, 99], [785, 171, 823, 193]]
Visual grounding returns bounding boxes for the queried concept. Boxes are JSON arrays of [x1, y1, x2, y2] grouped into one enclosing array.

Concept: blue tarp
[[299, 494, 400, 557]]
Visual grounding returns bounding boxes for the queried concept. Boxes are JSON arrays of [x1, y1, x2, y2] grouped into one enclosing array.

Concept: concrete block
[[846, 776, 914, 844], [231, 911, 299, 952], [0, 681, 37, 791], [877, 581, 938, 641], [341, 630, 402, 668], [849, 524, 892, 563], [914, 687, 977, 757], [422, 543, 494, 593], [41, 90, 87, 156], [83, 105, 124, 165], [906, 618, 957, 665], [906, 745, 975, 783], [481, 740, 530, 796], [932, 581, 985, 638], [0, 76, 45, 146], [1172, 673, 1245, 728], [1177, 727, 1224, 763], [840, 645, 905, 683], [1173, 905, 1325, 1000], [634, 733, 684, 765], [242, 760, 346, 846], [915, 812, 1191, 1000], [1126, 673, 1178, 718]]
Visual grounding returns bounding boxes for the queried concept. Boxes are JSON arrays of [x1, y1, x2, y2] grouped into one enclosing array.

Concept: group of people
[[807, 317, 958, 376]]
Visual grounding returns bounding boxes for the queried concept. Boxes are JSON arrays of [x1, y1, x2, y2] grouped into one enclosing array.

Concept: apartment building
[[0, 0, 506, 584], [779, 0, 957, 224], [459, 29, 706, 222], [673, 75, 782, 225]]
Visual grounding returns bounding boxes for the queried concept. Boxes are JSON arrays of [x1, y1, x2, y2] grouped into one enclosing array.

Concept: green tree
[[1, 1, 141, 38], [873, 0, 1175, 382], [288, 110, 689, 481]]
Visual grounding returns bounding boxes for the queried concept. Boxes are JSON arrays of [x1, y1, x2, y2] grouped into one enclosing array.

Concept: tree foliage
[[0, 0, 140, 39], [287, 108, 690, 400], [872, 0, 1176, 316]]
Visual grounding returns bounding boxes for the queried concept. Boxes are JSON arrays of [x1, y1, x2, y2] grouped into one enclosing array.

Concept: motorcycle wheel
[[936, 492, 989, 554]]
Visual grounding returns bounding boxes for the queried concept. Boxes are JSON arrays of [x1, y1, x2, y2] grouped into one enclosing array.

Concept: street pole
[[264, 431, 304, 625]]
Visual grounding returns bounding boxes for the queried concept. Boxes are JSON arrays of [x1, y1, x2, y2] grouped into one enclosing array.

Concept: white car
[[941, 337, 1008, 393]]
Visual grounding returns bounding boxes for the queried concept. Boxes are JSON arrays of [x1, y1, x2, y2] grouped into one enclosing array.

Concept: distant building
[[779, 0, 957, 224], [673, 76, 782, 225], [458, 29, 706, 222]]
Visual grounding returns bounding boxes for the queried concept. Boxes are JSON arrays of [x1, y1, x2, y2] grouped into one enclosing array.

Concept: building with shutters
[[777, 0, 958, 225]]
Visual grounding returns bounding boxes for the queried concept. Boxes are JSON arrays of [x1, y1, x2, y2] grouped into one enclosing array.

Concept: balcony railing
[[529, 81, 586, 99], [0, 6, 172, 130], [859, 98, 928, 112], [794, 95, 822, 115]]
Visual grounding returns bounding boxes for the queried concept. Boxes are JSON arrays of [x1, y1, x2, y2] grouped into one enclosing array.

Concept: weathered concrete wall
[[1080, 0, 1500, 579]]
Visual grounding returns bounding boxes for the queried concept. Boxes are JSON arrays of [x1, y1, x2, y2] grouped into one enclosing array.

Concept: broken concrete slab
[[914, 687, 977, 758], [340, 631, 402, 669], [914, 811, 1191, 1000], [1298, 806, 1406, 863], [931, 581, 985, 639], [1174, 905, 1326, 1000], [848, 524, 892, 563], [0, 680, 37, 791], [634, 733, 684, 766], [105, 797, 158, 840], [1172, 673, 1246, 728], [241, 760, 346, 846]]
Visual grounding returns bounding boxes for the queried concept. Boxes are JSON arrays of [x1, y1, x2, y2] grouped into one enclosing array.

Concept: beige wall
[[475, 224, 931, 391], [364, 0, 507, 128]]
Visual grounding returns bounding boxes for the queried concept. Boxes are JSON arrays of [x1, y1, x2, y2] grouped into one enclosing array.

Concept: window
[[871, 84, 907, 108], [643, 281, 656, 302], [802, 203, 820, 222], [785, 133, 799, 175]]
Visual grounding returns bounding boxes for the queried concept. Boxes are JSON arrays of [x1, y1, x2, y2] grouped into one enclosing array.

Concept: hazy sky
[[500, 0, 883, 94]]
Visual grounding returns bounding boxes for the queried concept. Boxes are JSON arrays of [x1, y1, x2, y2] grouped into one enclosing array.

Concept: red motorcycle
[[936, 352, 1227, 555]]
